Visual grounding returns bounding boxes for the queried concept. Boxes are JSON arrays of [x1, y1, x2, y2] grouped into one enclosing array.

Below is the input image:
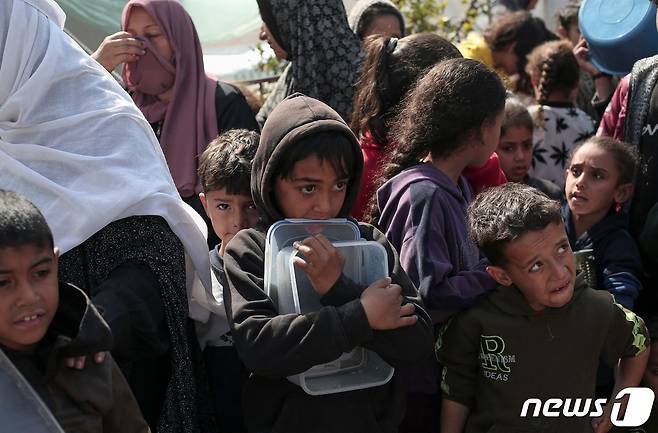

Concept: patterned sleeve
[[601, 302, 649, 367], [435, 313, 480, 407]]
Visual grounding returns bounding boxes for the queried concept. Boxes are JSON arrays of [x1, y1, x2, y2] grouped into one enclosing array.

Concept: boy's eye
[[593, 170, 605, 180], [34, 269, 51, 279], [570, 167, 582, 177], [247, 202, 257, 210], [557, 243, 570, 255], [500, 145, 513, 152], [522, 141, 533, 150], [300, 185, 316, 194], [529, 262, 542, 273], [0, 278, 11, 289], [334, 181, 348, 192], [216, 203, 229, 211]]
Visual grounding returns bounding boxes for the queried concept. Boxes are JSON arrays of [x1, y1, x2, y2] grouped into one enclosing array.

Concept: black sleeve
[[90, 260, 169, 361], [215, 82, 259, 133]]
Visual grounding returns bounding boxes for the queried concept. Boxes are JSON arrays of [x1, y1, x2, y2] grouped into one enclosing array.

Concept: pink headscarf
[[121, 0, 218, 197]]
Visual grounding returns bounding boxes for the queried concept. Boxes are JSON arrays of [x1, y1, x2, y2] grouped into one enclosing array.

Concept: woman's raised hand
[[91, 31, 145, 72]]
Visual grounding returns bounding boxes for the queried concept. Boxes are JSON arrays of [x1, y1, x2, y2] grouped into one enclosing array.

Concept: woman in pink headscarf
[[92, 0, 258, 244]]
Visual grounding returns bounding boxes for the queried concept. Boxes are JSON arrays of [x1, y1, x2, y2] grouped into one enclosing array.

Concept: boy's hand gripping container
[[264, 219, 395, 395]]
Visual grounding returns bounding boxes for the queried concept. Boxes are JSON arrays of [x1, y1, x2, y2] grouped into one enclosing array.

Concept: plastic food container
[[264, 219, 360, 314], [580, 0, 658, 76], [264, 220, 395, 395]]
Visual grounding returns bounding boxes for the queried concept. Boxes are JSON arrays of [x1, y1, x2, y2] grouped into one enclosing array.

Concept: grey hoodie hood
[[348, 0, 406, 38], [251, 93, 364, 226]]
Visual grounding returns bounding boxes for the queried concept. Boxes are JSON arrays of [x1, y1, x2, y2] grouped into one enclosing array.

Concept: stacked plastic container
[[264, 219, 395, 395]]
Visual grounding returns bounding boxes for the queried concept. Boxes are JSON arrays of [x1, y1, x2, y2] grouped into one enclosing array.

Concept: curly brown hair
[[365, 58, 506, 224], [350, 33, 462, 146]]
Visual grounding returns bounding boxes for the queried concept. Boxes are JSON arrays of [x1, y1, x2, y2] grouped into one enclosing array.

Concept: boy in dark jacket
[[222, 93, 434, 433], [437, 183, 649, 433], [197, 129, 261, 432], [0, 190, 148, 433]]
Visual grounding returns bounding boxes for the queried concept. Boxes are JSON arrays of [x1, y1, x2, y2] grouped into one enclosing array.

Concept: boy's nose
[[232, 209, 248, 229], [313, 192, 332, 215], [549, 259, 569, 281], [15, 283, 40, 307], [513, 148, 525, 161]]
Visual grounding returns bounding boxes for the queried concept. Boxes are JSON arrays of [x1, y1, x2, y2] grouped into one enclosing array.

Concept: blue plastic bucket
[[580, 0, 658, 76]]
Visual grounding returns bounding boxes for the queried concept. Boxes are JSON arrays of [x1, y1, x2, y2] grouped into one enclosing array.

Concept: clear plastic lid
[[289, 241, 389, 314], [279, 240, 394, 395], [264, 219, 360, 310], [0, 350, 64, 433]]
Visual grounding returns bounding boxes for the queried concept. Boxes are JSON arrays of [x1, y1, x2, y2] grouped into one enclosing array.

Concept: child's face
[[565, 142, 633, 220], [200, 188, 259, 253], [643, 342, 658, 407], [497, 126, 533, 183], [0, 244, 59, 352], [274, 155, 349, 220], [487, 221, 576, 312]]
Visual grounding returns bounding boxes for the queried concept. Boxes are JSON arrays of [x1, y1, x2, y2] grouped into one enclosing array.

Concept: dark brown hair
[[198, 129, 260, 194], [526, 40, 580, 105], [365, 58, 506, 223], [469, 183, 562, 265], [350, 33, 462, 145], [486, 11, 558, 95], [501, 95, 533, 136], [568, 136, 641, 185]]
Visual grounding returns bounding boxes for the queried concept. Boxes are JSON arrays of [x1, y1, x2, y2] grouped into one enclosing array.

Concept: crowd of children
[[3, 0, 658, 432]]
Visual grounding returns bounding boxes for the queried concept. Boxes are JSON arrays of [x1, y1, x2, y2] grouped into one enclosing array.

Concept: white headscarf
[[0, 0, 217, 322]]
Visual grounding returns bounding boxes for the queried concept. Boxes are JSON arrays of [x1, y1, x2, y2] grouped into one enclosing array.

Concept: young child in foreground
[[222, 92, 433, 433], [437, 183, 649, 433], [197, 129, 261, 433], [0, 190, 149, 433]]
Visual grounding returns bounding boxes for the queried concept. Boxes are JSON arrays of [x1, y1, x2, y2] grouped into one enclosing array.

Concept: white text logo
[[520, 387, 655, 427]]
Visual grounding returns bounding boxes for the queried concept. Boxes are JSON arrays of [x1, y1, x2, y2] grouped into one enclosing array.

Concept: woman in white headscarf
[[0, 1, 219, 432]]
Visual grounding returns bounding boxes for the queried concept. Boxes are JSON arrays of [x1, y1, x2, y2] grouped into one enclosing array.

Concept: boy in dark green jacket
[[222, 93, 433, 433], [437, 183, 649, 433]]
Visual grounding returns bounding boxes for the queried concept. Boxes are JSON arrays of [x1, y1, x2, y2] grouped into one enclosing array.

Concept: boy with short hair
[[437, 183, 649, 433], [0, 190, 148, 433], [222, 93, 434, 433], [197, 129, 261, 433]]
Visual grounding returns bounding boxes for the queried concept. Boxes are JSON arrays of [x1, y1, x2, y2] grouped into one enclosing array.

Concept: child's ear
[[53, 247, 59, 266], [199, 192, 209, 215], [614, 183, 634, 205], [486, 265, 514, 286]]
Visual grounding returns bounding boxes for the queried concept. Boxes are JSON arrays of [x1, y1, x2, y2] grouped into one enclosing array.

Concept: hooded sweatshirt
[[563, 206, 643, 309], [377, 163, 497, 321], [347, 0, 406, 38], [3, 283, 148, 433], [223, 93, 433, 433], [436, 275, 649, 433]]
